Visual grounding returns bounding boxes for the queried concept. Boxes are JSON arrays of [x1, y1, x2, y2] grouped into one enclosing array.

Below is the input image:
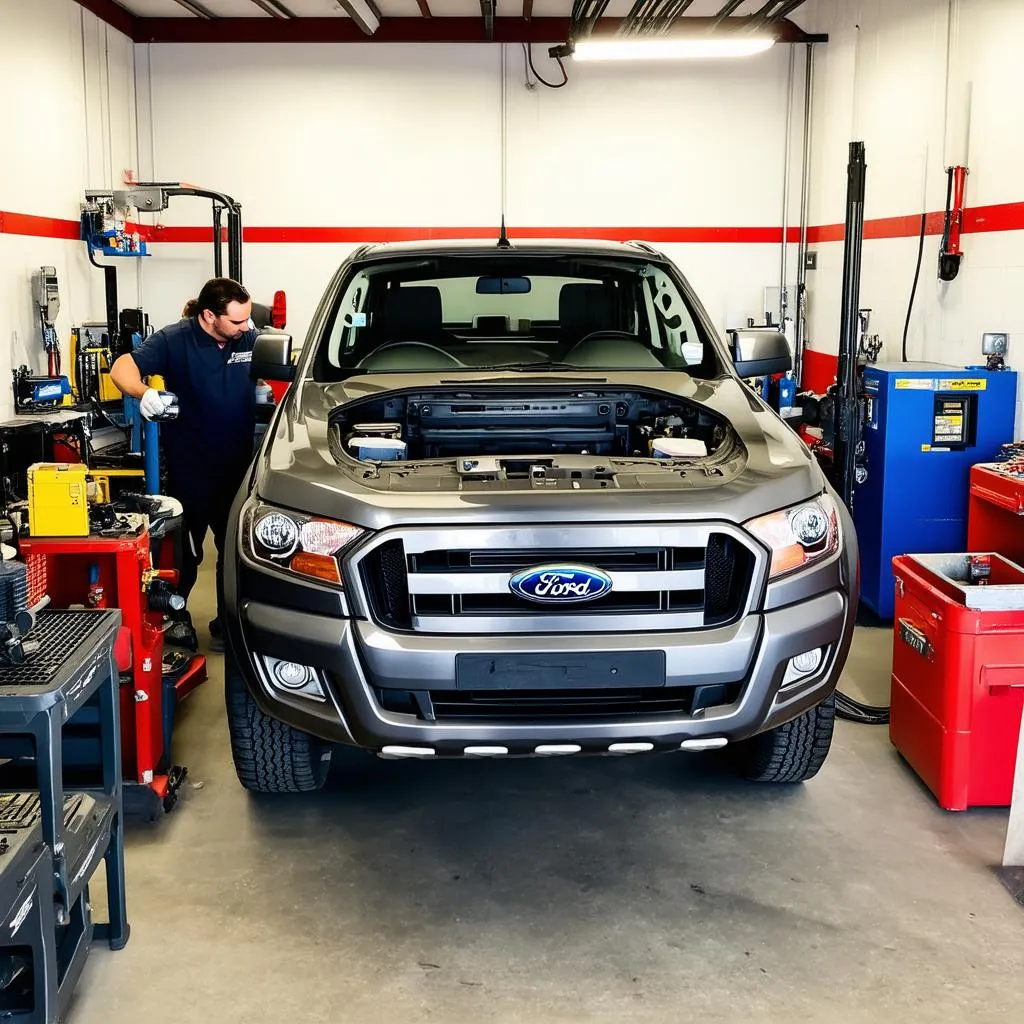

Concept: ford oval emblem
[[509, 564, 613, 605]]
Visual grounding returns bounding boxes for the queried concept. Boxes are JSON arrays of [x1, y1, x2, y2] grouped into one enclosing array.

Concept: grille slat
[[355, 526, 757, 635], [406, 568, 704, 596]]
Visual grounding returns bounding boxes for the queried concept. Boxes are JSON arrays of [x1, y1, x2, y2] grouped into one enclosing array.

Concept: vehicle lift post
[[832, 141, 867, 510]]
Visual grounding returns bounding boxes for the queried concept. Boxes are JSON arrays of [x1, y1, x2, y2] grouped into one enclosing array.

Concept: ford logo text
[[508, 565, 613, 604]]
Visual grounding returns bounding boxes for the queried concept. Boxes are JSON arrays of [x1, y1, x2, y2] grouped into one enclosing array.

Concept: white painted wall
[[135, 40, 807, 346], [801, 0, 1024, 431], [0, 0, 139, 416]]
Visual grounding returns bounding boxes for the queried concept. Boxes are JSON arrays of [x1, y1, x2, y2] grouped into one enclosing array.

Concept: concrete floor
[[68, 568, 1024, 1023]]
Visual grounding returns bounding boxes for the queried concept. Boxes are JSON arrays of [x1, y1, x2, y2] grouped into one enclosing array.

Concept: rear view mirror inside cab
[[476, 276, 531, 294]]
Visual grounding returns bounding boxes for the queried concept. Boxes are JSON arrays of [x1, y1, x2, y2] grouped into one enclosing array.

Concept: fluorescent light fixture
[[572, 37, 776, 61]]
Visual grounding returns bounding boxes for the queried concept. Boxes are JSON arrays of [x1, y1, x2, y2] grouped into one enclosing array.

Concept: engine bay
[[329, 386, 732, 464]]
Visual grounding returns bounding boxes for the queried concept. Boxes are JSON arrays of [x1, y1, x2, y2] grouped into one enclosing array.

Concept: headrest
[[558, 283, 620, 340], [376, 286, 443, 337]]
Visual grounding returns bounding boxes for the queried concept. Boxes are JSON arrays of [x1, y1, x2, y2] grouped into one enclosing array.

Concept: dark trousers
[[168, 472, 242, 620]]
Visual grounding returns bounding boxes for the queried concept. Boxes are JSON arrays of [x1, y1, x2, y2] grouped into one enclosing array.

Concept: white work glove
[[139, 387, 170, 421]]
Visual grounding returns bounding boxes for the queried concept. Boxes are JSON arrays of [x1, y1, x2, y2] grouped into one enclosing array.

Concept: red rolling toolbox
[[968, 464, 1024, 567], [890, 553, 1024, 811]]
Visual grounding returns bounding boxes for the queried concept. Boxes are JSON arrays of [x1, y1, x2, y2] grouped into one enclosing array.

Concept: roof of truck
[[354, 238, 668, 260]]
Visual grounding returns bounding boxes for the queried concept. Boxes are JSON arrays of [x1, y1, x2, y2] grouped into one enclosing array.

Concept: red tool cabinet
[[968, 464, 1024, 567], [890, 553, 1024, 811]]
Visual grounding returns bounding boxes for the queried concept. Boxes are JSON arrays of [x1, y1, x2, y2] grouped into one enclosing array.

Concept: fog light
[[262, 656, 325, 700], [793, 649, 823, 674], [274, 661, 309, 689], [783, 647, 825, 686]]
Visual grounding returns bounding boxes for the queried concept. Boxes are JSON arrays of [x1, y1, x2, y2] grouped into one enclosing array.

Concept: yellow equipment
[[28, 463, 90, 537], [70, 326, 122, 404]]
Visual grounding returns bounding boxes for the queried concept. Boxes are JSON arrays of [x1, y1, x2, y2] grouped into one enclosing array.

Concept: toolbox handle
[[981, 665, 1024, 695]]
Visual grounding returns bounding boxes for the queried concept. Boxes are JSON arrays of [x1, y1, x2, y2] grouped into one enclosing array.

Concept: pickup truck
[[222, 239, 858, 793]]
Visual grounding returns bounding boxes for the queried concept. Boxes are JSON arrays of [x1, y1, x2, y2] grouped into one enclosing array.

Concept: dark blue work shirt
[[131, 317, 257, 491]]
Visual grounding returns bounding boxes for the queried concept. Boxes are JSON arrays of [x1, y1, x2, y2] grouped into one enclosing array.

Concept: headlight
[[254, 512, 298, 556], [746, 493, 840, 580], [244, 502, 364, 586]]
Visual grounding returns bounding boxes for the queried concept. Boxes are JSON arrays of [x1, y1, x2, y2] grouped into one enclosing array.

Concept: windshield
[[313, 253, 724, 379]]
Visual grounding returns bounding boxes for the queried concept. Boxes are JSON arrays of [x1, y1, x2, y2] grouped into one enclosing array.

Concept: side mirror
[[728, 329, 792, 378], [251, 330, 296, 382]]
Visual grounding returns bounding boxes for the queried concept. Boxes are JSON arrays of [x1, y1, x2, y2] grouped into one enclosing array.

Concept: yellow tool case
[[28, 463, 90, 537]]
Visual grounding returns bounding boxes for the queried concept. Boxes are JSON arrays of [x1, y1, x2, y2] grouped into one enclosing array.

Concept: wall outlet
[[804, 251, 817, 270], [982, 332, 1008, 356]]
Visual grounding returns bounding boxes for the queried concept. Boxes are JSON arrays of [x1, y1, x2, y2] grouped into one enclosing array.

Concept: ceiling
[[105, 0, 806, 17], [77, 0, 820, 43]]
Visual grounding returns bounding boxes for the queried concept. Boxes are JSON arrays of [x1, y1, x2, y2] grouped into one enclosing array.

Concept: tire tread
[[225, 659, 330, 793], [733, 693, 836, 783]]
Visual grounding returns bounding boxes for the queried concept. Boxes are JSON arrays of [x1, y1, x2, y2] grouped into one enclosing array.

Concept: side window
[[327, 271, 370, 366]]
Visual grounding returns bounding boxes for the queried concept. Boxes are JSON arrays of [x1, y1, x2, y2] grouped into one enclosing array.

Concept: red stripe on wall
[[967, 201, 1024, 234], [807, 200, 1024, 244], [0, 211, 80, 241], [6, 200, 1024, 247]]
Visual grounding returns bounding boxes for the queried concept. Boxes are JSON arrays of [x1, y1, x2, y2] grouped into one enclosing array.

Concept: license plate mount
[[455, 651, 667, 691]]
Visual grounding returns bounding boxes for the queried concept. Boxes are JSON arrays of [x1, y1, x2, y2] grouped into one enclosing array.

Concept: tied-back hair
[[183, 278, 250, 320]]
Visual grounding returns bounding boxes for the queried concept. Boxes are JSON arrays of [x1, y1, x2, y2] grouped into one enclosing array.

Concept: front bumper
[[226, 577, 856, 757]]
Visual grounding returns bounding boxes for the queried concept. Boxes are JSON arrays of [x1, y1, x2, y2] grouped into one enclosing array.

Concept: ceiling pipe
[[770, 0, 809, 21], [708, 1, 747, 31], [170, 0, 215, 17], [248, 0, 296, 16], [745, 1, 785, 32]]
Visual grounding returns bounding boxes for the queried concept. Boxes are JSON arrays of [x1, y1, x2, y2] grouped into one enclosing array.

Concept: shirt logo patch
[[227, 351, 253, 365]]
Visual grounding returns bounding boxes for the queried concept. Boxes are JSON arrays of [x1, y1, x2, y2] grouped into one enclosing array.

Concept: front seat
[[557, 283, 625, 349], [375, 285, 450, 343]]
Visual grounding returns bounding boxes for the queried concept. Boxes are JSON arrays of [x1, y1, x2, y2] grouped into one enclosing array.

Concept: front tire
[[225, 652, 332, 793], [730, 693, 836, 783]]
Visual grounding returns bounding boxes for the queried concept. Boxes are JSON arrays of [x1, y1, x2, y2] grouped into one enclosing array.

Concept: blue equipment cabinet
[[854, 362, 1018, 619]]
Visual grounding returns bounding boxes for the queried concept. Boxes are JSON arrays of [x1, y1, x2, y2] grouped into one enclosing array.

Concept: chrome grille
[[350, 524, 761, 635]]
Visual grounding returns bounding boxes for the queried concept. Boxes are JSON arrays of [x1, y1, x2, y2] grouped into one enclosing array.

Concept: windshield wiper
[[485, 362, 589, 371]]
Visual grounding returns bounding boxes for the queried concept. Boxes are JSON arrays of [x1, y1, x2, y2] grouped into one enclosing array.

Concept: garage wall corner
[[0, 0, 139, 417]]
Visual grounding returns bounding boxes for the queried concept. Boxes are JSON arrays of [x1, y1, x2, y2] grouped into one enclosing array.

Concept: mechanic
[[110, 277, 259, 652]]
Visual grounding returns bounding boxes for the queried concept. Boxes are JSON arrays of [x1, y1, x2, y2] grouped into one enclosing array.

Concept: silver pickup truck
[[223, 240, 858, 793]]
